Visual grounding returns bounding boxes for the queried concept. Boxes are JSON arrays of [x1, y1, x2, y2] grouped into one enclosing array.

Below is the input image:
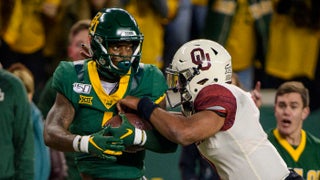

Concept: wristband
[[133, 129, 147, 146], [73, 135, 81, 152], [79, 135, 90, 153], [137, 97, 159, 120], [140, 130, 146, 146]]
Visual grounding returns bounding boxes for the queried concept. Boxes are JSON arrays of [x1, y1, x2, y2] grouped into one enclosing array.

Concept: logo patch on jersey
[[105, 100, 114, 107], [73, 83, 92, 94], [79, 95, 93, 105], [0, 88, 4, 101]]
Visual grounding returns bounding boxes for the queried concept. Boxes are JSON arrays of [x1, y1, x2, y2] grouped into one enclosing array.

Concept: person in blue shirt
[[8, 63, 51, 180]]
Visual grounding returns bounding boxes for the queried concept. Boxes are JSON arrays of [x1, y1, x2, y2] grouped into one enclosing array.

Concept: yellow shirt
[[225, 0, 256, 71], [2, 0, 61, 53], [266, 14, 320, 80], [125, 0, 165, 68]]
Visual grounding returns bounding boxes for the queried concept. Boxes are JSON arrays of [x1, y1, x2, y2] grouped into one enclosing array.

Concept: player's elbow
[[43, 128, 51, 146], [43, 125, 56, 147], [177, 136, 196, 146], [170, 129, 196, 146]]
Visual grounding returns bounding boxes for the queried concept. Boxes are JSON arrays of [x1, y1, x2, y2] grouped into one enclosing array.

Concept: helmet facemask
[[166, 65, 201, 116], [92, 35, 142, 79], [89, 8, 144, 80]]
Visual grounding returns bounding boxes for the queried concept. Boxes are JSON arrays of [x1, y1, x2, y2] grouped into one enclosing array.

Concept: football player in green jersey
[[268, 81, 320, 179], [44, 8, 177, 180]]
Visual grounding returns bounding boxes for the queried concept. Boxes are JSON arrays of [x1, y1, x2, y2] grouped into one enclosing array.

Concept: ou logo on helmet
[[190, 48, 211, 70]]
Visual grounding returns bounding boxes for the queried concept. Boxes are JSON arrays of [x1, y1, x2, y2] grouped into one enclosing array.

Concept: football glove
[[73, 127, 125, 161], [108, 113, 147, 146]]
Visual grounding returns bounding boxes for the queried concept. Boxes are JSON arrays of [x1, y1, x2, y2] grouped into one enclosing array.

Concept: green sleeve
[[144, 64, 168, 102], [130, 65, 176, 152], [134, 65, 176, 152], [131, 64, 168, 102], [144, 130, 178, 153], [52, 61, 80, 109], [12, 75, 34, 180]]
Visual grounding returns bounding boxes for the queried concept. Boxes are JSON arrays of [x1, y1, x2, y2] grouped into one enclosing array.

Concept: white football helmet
[[166, 39, 232, 116]]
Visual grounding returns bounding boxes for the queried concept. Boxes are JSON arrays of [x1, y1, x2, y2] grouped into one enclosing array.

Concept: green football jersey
[[52, 59, 168, 179], [268, 129, 320, 180]]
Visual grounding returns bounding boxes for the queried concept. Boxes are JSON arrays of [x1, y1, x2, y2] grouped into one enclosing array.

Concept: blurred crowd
[[1, 0, 319, 111], [0, 0, 319, 179]]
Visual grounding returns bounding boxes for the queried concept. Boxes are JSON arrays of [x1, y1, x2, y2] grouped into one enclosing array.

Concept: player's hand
[[251, 81, 262, 108], [73, 128, 125, 161], [108, 113, 146, 146], [88, 128, 125, 160], [117, 96, 140, 113]]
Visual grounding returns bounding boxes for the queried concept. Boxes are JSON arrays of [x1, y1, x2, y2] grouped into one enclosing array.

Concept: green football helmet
[[89, 8, 144, 80]]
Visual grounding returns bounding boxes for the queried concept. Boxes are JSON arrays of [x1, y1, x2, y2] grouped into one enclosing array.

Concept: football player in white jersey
[[108, 39, 304, 180]]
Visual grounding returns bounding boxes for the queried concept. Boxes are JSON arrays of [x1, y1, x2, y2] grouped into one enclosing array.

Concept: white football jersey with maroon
[[194, 83, 289, 180]]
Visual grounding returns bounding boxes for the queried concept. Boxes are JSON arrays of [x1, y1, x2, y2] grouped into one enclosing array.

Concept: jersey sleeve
[[132, 65, 177, 152], [52, 61, 80, 108], [194, 84, 237, 131], [133, 64, 168, 103], [146, 64, 168, 103]]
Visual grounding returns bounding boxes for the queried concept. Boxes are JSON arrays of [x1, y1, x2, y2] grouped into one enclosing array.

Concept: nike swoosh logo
[[120, 129, 133, 139], [89, 137, 103, 151]]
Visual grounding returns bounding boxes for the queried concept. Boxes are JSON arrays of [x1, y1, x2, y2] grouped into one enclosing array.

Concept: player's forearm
[[44, 93, 78, 151], [44, 109, 76, 151], [43, 122, 76, 152], [137, 97, 194, 145], [150, 108, 194, 146]]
